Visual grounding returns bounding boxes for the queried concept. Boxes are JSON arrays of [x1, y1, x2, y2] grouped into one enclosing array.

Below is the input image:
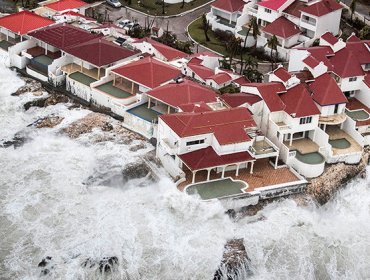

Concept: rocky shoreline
[[9, 73, 370, 279]]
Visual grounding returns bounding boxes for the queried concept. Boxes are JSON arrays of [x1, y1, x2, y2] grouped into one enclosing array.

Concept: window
[[364, 63, 370, 70], [186, 139, 205, 146], [299, 116, 312, 124], [265, 8, 271, 13], [349, 77, 357, 82]]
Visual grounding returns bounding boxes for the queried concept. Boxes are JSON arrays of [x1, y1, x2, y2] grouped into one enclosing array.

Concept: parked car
[[124, 22, 140, 32], [117, 19, 131, 28], [106, 0, 122, 8], [113, 37, 126, 46]]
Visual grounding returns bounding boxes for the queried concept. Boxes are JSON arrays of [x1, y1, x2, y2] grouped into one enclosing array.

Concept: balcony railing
[[301, 18, 316, 26]]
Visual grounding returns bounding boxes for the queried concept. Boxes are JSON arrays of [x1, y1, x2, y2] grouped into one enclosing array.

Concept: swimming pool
[[127, 103, 161, 123], [295, 151, 325, 165], [329, 138, 351, 149], [346, 109, 370, 121], [185, 178, 247, 200]]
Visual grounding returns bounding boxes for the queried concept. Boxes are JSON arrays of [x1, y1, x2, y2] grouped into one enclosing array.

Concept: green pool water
[[96, 81, 132, 99], [127, 103, 161, 123], [346, 109, 370, 121], [186, 178, 246, 200], [33, 55, 53, 65], [295, 151, 325, 165], [329, 138, 351, 149], [0, 40, 13, 50], [69, 72, 97, 86]]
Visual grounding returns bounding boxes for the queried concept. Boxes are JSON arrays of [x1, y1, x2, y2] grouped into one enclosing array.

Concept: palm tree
[[265, 35, 278, 70], [201, 14, 210, 42], [239, 17, 259, 74], [350, 0, 357, 22], [226, 36, 242, 68]]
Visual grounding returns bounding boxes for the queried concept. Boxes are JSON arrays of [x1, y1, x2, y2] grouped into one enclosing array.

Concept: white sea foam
[[1, 63, 370, 280]]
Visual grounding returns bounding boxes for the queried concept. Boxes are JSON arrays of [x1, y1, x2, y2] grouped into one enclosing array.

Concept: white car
[[106, 0, 122, 8], [117, 19, 131, 28]]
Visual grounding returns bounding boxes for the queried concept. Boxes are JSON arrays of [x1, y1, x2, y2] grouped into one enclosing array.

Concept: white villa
[[206, 0, 343, 59]]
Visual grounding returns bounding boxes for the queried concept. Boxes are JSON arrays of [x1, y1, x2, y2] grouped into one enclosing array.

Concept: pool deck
[[284, 138, 319, 154], [68, 71, 97, 86], [61, 63, 105, 80], [95, 81, 133, 99], [127, 103, 161, 123], [326, 126, 362, 155], [346, 98, 370, 126], [178, 159, 300, 193]]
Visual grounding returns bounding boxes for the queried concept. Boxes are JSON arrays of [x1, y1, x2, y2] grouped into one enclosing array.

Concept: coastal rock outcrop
[[23, 94, 70, 111], [308, 148, 370, 205], [81, 256, 120, 274], [34, 116, 64, 128], [122, 161, 151, 181], [12, 78, 43, 96], [214, 239, 251, 280]]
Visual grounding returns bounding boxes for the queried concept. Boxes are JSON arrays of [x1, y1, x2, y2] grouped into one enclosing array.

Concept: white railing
[[289, 155, 325, 178], [160, 138, 177, 155], [342, 118, 365, 148]]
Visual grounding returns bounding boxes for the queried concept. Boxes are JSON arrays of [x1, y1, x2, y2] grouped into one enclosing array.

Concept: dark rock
[[99, 256, 118, 273], [214, 239, 252, 280], [122, 161, 151, 181], [12, 79, 42, 96], [24, 97, 48, 111], [43, 94, 69, 107], [38, 256, 52, 268], [35, 116, 64, 128], [1, 135, 27, 148], [101, 122, 114, 132], [149, 137, 157, 147], [40, 269, 49, 276]]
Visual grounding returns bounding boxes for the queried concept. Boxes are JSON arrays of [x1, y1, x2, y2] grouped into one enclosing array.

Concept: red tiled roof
[[60, 10, 95, 20], [212, 0, 245, 12], [64, 38, 139, 67], [263, 17, 300, 39], [133, 37, 187, 61], [187, 63, 215, 81], [248, 83, 286, 112], [146, 79, 217, 108], [309, 73, 347, 105], [221, 92, 262, 108], [321, 32, 338, 45], [45, 0, 87, 11], [346, 33, 361, 42], [178, 102, 213, 113], [346, 40, 370, 65], [29, 23, 100, 50], [160, 107, 256, 145], [303, 55, 320, 68], [273, 66, 292, 82], [179, 147, 254, 171], [233, 76, 251, 86], [301, 0, 342, 17], [188, 57, 203, 65], [0, 11, 54, 35], [259, 0, 290, 11], [112, 56, 181, 89], [330, 48, 364, 78], [364, 73, 370, 88], [283, 0, 306, 18], [206, 72, 232, 84], [280, 84, 320, 117], [303, 46, 334, 70]]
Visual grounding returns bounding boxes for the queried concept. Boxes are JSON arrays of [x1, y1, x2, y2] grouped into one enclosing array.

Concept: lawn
[[120, 0, 212, 16], [188, 17, 228, 55]]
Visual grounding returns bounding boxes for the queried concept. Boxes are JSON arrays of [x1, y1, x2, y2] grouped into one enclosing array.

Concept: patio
[[284, 138, 319, 154], [0, 40, 14, 50], [178, 159, 300, 193], [346, 98, 370, 126], [61, 63, 105, 80], [325, 126, 362, 155], [26, 46, 61, 59]]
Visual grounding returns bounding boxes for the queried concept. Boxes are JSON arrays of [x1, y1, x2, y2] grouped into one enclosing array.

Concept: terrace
[[61, 63, 105, 80], [284, 138, 319, 154], [0, 33, 20, 50], [346, 98, 370, 126], [325, 125, 362, 156], [68, 71, 97, 86], [95, 81, 133, 99], [319, 112, 347, 125], [127, 103, 161, 123], [178, 159, 300, 193]]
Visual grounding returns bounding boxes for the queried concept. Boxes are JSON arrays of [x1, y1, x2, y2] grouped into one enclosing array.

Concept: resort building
[[289, 34, 370, 146], [34, 0, 99, 18], [206, 0, 343, 59], [0, 11, 55, 66], [91, 56, 181, 137]]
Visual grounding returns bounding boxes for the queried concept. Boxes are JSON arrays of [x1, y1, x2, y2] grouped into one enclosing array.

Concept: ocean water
[[0, 63, 370, 280]]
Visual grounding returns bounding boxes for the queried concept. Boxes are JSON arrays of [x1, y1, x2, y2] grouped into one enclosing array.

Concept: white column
[[236, 164, 240, 176], [289, 133, 293, 146], [274, 156, 278, 169], [192, 171, 196, 183], [207, 169, 211, 181], [113, 74, 116, 86], [167, 105, 171, 114], [250, 161, 255, 174], [45, 43, 48, 55], [221, 166, 226, 178], [148, 97, 151, 108]]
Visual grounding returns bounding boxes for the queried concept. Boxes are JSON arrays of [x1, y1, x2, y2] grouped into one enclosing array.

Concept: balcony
[[249, 136, 279, 159], [319, 113, 347, 125], [301, 17, 316, 26], [160, 138, 178, 155]]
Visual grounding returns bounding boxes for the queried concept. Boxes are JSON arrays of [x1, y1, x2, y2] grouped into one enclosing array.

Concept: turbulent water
[[1, 63, 370, 280]]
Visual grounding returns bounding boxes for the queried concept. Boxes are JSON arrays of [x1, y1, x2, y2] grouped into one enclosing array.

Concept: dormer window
[[265, 8, 272, 13], [349, 77, 357, 82]]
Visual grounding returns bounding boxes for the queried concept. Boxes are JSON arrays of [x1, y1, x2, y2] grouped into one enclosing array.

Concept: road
[[98, 3, 210, 41], [340, 0, 370, 21]]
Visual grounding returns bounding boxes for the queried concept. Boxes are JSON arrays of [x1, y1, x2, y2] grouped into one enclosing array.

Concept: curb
[[123, 0, 215, 19]]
